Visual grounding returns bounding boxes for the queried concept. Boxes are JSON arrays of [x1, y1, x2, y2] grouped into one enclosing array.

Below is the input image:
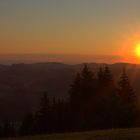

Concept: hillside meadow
[[2, 128, 140, 140]]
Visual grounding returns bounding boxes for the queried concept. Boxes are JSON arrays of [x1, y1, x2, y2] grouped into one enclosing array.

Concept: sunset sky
[[1, 0, 140, 63]]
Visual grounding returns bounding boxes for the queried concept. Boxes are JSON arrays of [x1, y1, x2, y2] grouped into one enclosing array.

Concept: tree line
[[0, 65, 139, 138]]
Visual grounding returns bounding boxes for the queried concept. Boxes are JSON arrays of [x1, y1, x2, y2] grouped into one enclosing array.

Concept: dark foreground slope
[[0, 62, 139, 120], [2, 128, 140, 140]]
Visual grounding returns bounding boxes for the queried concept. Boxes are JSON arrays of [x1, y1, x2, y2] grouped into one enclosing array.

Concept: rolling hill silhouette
[[0, 62, 139, 121]]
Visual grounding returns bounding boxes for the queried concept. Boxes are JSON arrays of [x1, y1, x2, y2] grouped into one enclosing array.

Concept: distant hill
[[0, 62, 139, 121]]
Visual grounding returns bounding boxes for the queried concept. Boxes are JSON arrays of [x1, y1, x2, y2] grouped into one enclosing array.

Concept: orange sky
[[1, 0, 140, 63]]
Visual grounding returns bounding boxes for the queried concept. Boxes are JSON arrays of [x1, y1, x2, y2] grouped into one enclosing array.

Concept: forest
[[0, 65, 138, 138]]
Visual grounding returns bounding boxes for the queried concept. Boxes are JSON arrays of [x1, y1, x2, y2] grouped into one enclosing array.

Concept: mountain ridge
[[0, 62, 139, 121]]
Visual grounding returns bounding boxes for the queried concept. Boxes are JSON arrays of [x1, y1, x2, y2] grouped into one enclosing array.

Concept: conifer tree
[[103, 65, 114, 86], [69, 64, 97, 130], [80, 64, 96, 102], [69, 72, 82, 107], [35, 91, 51, 133], [96, 66, 117, 128], [97, 65, 114, 91], [97, 65, 115, 103], [117, 69, 138, 127], [97, 67, 104, 86], [69, 64, 96, 106]]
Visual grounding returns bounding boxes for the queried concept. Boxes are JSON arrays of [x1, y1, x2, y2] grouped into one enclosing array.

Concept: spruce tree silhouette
[[97, 67, 104, 86], [35, 91, 51, 134], [69, 64, 97, 130], [70, 64, 96, 107], [97, 65, 114, 97], [69, 72, 82, 108], [96, 66, 118, 129], [80, 64, 96, 103], [103, 65, 114, 86], [117, 68, 138, 128]]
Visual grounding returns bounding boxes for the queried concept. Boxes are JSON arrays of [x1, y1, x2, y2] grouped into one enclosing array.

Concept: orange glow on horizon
[[116, 29, 140, 64]]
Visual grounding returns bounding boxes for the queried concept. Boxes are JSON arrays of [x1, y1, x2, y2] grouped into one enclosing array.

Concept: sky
[[1, 0, 140, 63]]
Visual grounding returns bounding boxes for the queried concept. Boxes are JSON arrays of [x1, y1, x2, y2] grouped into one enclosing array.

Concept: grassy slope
[[3, 128, 140, 140]]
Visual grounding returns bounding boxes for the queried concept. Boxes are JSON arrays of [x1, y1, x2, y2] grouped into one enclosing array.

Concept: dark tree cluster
[[69, 65, 138, 130], [0, 64, 139, 138]]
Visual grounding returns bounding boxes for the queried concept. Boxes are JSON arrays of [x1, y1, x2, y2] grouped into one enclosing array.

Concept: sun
[[135, 43, 140, 57]]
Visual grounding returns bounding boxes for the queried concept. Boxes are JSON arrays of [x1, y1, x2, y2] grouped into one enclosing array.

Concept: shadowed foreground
[[2, 128, 140, 140]]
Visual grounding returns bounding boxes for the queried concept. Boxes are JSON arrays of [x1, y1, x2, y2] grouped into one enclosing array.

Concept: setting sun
[[135, 44, 140, 57]]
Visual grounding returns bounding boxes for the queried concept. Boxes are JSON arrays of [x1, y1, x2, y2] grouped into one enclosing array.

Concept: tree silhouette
[[18, 65, 140, 135], [97, 67, 104, 86], [96, 65, 117, 129], [35, 91, 51, 134], [69, 64, 97, 130], [80, 64, 96, 99], [69, 64, 96, 107], [97, 65, 114, 95], [103, 65, 114, 85], [117, 69, 138, 127], [69, 72, 82, 108]]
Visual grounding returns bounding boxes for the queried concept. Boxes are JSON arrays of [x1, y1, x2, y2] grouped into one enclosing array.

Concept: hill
[[0, 62, 139, 120], [2, 128, 140, 140]]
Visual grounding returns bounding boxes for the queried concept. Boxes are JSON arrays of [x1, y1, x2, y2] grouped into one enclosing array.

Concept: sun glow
[[135, 43, 140, 57]]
